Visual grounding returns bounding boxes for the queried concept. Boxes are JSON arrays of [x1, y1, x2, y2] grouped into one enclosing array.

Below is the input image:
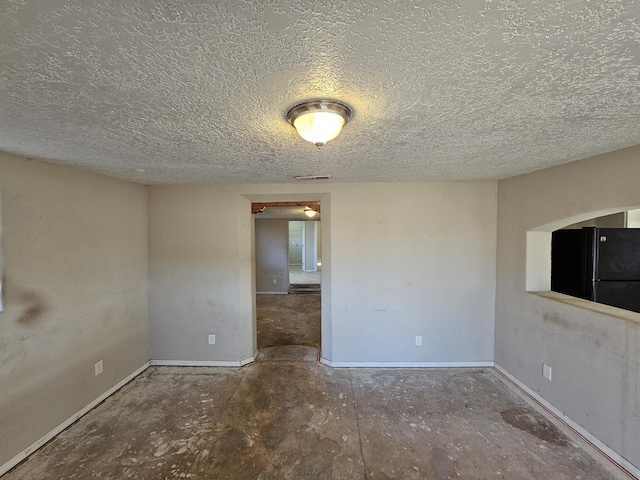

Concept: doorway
[[288, 221, 321, 292], [252, 202, 323, 356]]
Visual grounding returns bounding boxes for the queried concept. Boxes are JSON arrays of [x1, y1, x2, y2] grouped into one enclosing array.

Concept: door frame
[[248, 196, 331, 363]]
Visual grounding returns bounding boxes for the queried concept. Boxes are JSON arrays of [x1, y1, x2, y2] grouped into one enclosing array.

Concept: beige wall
[[496, 145, 640, 469], [329, 182, 497, 364], [0, 153, 149, 467], [148, 181, 497, 365], [149, 186, 256, 362], [255, 219, 289, 293]]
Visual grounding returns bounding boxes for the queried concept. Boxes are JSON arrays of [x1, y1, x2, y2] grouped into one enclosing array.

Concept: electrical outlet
[[415, 335, 423, 346], [208, 334, 216, 345], [272, 279, 277, 284], [94, 360, 103, 376], [543, 363, 552, 381]]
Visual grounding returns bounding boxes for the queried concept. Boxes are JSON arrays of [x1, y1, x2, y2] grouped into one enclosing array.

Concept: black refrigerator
[[551, 227, 640, 313]]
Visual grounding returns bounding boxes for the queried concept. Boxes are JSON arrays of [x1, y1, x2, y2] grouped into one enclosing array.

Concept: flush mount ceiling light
[[304, 207, 318, 218], [287, 100, 351, 147]]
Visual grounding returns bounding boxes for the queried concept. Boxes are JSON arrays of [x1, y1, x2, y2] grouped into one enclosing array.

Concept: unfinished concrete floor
[[256, 293, 320, 349], [3, 351, 625, 479]]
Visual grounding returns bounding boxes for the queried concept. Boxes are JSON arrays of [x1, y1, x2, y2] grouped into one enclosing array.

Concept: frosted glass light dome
[[287, 101, 351, 147]]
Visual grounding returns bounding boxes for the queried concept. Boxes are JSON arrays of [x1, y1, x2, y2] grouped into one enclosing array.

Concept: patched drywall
[[495, 144, 640, 469], [2, 1, 640, 184], [0, 152, 149, 467], [148, 181, 497, 364]]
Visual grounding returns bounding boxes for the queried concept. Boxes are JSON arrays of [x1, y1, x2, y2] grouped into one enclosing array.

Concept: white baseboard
[[493, 364, 639, 480], [256, 291, 288, 295], [0, 361, 151, 477], [322, 360, 494, 368], [151, 355, 256, 368], [242, 353, 257, 367]]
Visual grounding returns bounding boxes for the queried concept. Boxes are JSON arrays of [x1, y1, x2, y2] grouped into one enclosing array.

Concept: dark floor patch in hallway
[[3, 366, 623, 480], [256, 345, 320, 363], [257, 293, 320, 349]]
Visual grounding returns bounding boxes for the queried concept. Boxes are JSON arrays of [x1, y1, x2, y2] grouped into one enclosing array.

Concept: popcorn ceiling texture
[[1, 0, 639, 184]]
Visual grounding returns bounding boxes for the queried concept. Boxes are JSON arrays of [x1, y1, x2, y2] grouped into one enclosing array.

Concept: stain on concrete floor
[[501, 406, 568, 446], [349, 369, 618, 480], [3, 366, 624, 480], [257, 293, 320, 349]]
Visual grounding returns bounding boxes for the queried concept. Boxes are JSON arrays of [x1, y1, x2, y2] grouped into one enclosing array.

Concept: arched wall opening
[[526, 206, 640, 293]]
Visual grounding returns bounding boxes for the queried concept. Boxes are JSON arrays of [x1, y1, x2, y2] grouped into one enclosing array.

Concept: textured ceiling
[[1, 0, 640, 184]]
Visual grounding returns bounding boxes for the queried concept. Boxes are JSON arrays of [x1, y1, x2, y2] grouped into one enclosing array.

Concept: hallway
[[256, 293, 321, 349]]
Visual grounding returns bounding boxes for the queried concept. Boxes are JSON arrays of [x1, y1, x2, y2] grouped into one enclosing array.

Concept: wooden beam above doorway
[[251, 201, 321, 214]]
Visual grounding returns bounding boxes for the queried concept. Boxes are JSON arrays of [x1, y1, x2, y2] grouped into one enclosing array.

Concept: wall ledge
[[530, 291, 640, 325]]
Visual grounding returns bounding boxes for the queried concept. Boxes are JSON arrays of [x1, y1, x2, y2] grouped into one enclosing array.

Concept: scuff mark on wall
[[4, 277, 48, 325], [543, 312, 572, 330], [16, 291, 47, 324]]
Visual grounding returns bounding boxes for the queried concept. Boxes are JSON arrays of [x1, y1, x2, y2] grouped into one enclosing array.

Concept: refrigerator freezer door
[[596, 229, 640, 281], [594, 281, 640, 314]]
